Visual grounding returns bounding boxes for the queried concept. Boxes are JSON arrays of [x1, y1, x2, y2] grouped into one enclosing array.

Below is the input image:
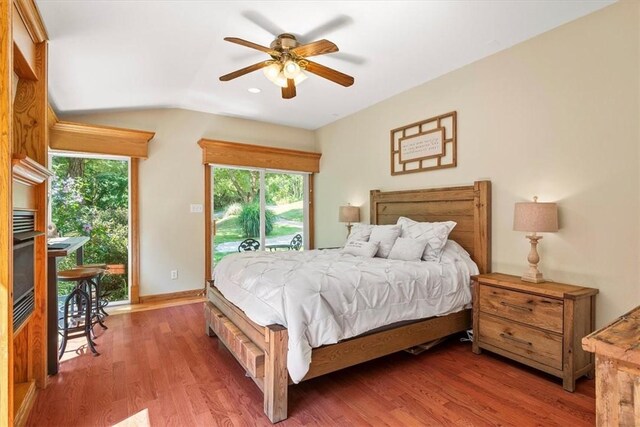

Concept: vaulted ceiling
[[37, 1, 614, 129]]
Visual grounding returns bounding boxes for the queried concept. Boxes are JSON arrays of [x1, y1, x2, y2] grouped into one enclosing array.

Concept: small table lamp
[[513, 196, 558, 283], [339, 204, 360, 237]]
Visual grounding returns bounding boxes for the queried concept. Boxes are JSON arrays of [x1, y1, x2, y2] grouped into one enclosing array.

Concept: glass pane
[[50, 156, 129, 302], [213, 168, 261, 264], [265, 172, 304, 252]]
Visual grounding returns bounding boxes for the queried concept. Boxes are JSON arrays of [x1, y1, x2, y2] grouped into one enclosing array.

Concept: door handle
[[212, 219, 217, 236]]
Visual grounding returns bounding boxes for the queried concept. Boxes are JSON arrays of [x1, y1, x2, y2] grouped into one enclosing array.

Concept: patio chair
[[289, 234, 303, 251], [238, 238, 260, 252]]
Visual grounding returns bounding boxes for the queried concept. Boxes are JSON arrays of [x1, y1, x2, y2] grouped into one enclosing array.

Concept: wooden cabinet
[[472, 273, 598, 391], [582, 305, 640, 426]]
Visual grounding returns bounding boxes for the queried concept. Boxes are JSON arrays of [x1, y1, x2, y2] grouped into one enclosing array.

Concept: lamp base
[[521, 270, 545, 283], [521, 234, 546, 283]]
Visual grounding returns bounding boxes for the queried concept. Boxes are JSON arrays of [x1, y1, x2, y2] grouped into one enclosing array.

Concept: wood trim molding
[[139, 289, 205, 304], [12, 154, 52, 186], [308, 174, 315, 249], [46, 103, 57, 129], [198, 139, 321, 173], [204, 165, 212, 284], [1, 2, 14, 424], [50, 121, 155, 159], [130, 158, 140, 304], [13, 0, 48, 43]]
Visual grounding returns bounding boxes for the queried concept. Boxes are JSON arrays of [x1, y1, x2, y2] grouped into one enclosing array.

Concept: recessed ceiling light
[[248, 87, 261, 94]]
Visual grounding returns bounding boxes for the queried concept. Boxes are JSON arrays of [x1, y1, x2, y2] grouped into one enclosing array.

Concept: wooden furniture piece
[[472, 273, 598, 392], [582, 305, 640, 426], [205, 180, 491, 423], [46, 236, 89, 374]]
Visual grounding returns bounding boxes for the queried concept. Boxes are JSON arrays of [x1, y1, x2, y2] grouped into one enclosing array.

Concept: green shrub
[[238, 203, 275, 237]]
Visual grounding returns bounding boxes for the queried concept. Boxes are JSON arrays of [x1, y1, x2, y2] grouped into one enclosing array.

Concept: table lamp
[[339, 204, 360, 237], [513, 196, 558, 283]]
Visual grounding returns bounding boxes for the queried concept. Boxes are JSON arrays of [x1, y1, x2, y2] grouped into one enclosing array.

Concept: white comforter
[[213, 248, 478, 383]]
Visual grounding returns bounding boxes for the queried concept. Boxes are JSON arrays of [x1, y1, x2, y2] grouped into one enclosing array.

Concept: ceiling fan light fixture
[[283, 59, 301, 79], [293, 71, 308, 85], [263, 63, 281, 82]]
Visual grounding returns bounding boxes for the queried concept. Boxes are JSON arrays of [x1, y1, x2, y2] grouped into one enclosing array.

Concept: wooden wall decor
[[390, 111, 457, 176]]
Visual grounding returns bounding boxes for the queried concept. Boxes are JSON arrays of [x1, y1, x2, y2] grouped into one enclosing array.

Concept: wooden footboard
[[205, 287, 289, 422], [205, 286, 471, 423]]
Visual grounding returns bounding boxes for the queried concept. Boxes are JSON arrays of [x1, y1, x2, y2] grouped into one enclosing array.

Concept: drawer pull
[[500, 301, 533, 312], [500, 333, 532, 346]]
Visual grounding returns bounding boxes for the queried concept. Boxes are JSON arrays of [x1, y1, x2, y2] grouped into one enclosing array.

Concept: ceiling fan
[[219, 33, 355, 99]]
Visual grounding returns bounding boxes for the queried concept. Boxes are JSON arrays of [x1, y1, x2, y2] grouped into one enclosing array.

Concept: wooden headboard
[[370, 180, 491, 273]]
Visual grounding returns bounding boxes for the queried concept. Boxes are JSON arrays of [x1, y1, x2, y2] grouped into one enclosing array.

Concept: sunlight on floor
[[113, 408, 150, 427]]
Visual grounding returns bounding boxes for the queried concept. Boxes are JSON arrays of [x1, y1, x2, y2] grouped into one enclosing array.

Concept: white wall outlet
[[170, 270, 178, 280], [190, 204, 203, 213]]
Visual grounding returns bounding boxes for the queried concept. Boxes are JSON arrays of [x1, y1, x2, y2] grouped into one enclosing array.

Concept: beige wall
[[63, 108, 315, 297], [315, 1, 640, 326]]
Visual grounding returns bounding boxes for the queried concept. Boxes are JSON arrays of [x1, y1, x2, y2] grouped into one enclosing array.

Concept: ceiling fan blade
[[282, 79, 296, 99], [302, 15, 353, 41], [304, 60, 354, 87], [223, 37, 280, 57], [291, 39, 338, 58], [219, 60, 272, 81], [241, 11, 285, 37]]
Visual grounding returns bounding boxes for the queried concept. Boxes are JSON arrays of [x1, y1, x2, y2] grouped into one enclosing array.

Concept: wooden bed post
[[204, 303, 216, 337], [264, 324, 288, 423]]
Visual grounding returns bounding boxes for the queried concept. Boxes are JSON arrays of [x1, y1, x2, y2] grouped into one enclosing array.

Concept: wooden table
[[47, 236, 89, 375], [582, 306, 640, 426]]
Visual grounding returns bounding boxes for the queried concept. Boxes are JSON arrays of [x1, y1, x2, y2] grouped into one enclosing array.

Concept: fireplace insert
[[13, 210, 38, 331]]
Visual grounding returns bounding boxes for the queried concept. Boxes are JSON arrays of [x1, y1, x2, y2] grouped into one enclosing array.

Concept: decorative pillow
[[442, 239, 471, 258], [388, 237, 429, 261], [396, 217, 456, 262], [369, 224, 402, 258], [347, 224, 374, 243], [342, 240, 379, 258]]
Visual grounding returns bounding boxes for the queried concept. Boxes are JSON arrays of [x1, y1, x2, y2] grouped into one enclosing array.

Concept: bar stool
[[57, 267, 106, 358], [58, 287, 97, 358], [73, 263, 110, 317]]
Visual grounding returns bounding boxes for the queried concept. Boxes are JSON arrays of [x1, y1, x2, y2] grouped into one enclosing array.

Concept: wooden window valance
[[198, 138, 321, 173], [49, 121, 155, 159], [48, 107, 155, 159]]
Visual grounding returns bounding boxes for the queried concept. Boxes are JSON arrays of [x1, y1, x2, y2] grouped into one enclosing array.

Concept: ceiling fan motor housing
[[270, 33, 299, 51]]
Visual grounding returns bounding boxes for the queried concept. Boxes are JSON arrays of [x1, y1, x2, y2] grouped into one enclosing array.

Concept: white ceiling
[[37, 1, 614, 130]]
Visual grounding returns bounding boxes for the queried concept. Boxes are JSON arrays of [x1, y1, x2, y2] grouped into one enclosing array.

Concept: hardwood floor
[[28, 303, 595, 426]]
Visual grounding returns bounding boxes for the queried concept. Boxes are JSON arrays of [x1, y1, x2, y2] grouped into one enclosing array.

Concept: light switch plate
[[190, 204, 203, 213]]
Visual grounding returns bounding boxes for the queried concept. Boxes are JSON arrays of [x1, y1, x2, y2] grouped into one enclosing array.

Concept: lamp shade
[[339, 205, 360, 223], [513, 200, 558, 233]]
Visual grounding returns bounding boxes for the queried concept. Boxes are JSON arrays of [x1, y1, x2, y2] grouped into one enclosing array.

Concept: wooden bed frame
[[204, 180, 491, 423]]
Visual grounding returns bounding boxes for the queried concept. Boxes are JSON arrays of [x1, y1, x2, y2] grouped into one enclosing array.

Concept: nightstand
[[472, 273, 598, 392]]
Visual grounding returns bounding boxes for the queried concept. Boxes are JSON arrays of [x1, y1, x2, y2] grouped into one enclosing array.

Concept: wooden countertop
[[47, 236, 89, 257]]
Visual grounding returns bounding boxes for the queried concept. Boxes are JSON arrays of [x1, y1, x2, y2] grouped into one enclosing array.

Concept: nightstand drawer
[[478, 313, 562, 370], [479, 285, 563, 333]]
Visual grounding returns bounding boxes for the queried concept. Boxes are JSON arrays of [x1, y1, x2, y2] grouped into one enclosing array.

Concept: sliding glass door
[[211, 166, 308, 265]]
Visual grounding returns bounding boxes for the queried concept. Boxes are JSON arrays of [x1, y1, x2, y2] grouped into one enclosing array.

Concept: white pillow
[[347, 224, 374, 243], [342, 240, 379, 258], [442, 240, 470, 258], [369, 224, 402, 258], [397, 217, 456, 262], [388, 237, 429, 261]]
